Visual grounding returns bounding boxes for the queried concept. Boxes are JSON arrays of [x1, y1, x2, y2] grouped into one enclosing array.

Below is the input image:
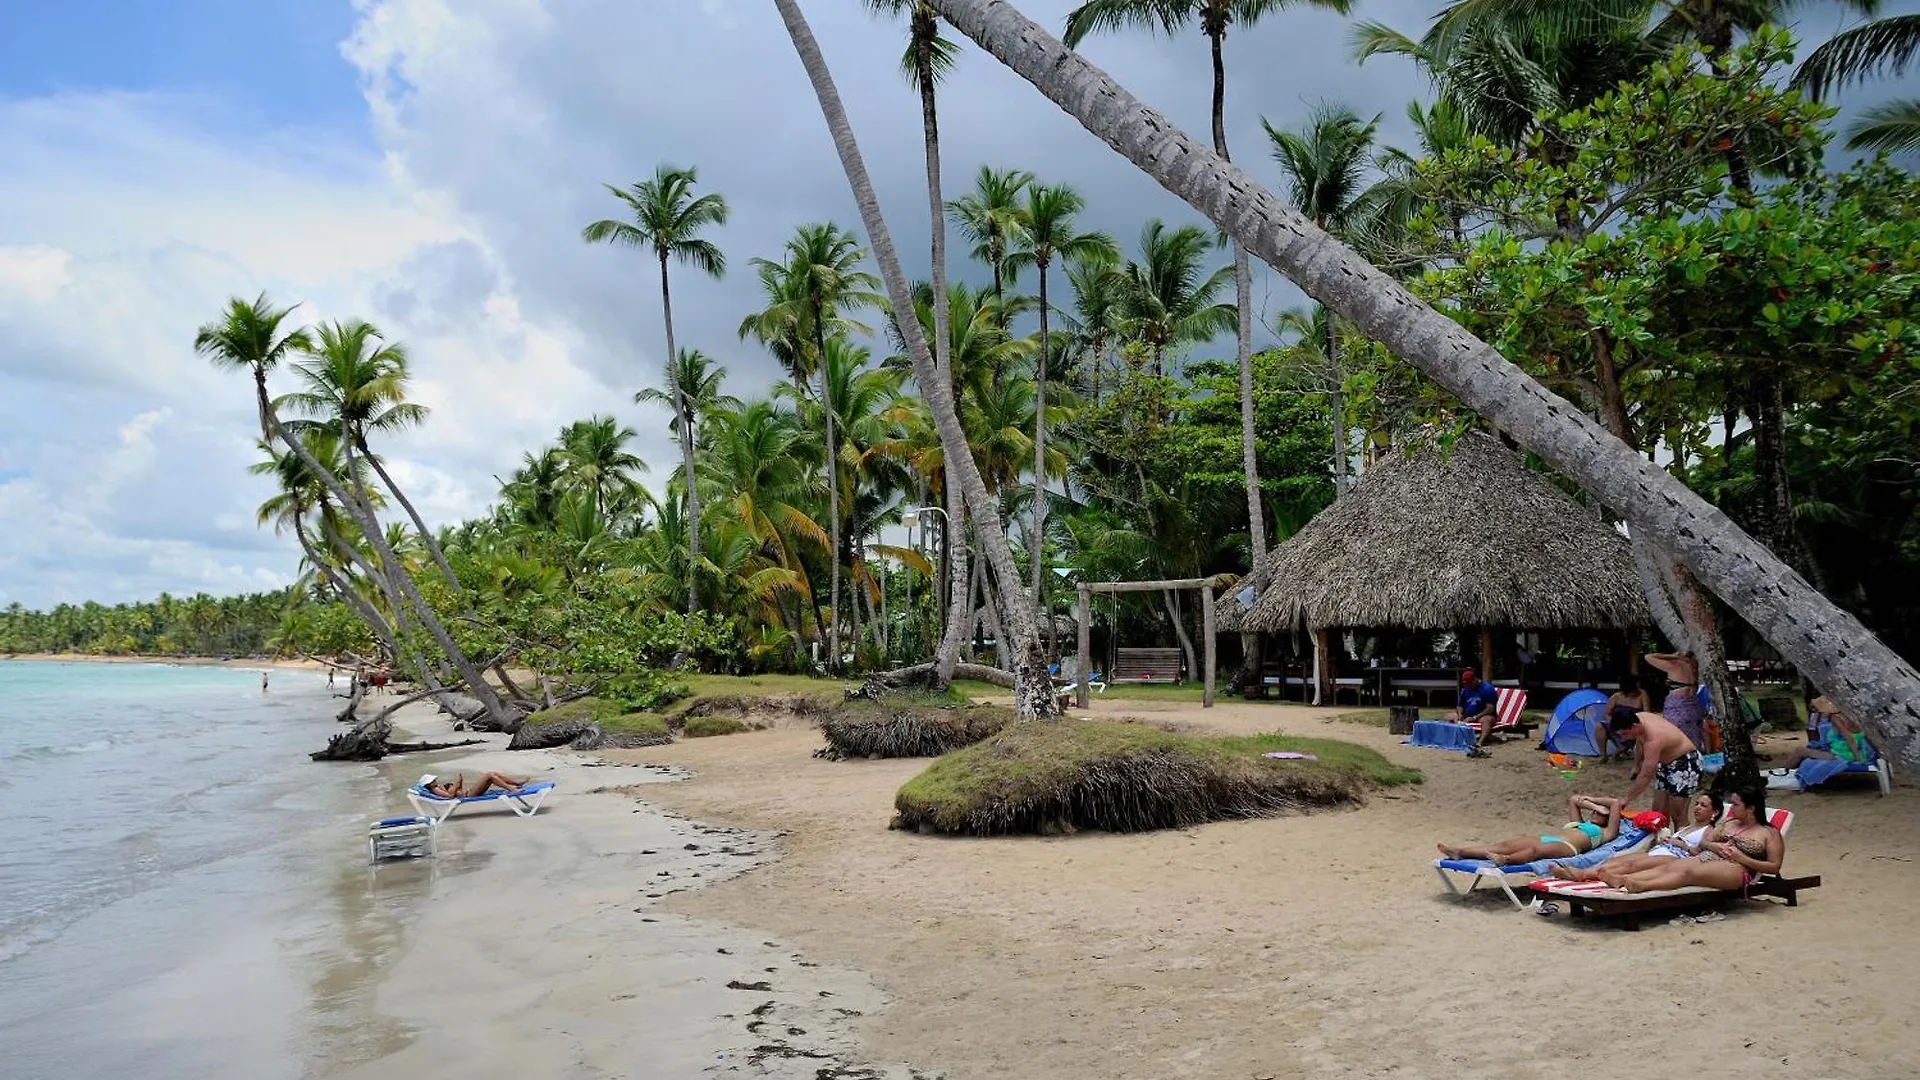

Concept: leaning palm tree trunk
[[256, 384, 515, 727], [659, 250, 703, 617], [928, 0, 1920, 758], [360, 439, 463, 594], [774, 0, 1057, 718], [916, 25, 968, 686]]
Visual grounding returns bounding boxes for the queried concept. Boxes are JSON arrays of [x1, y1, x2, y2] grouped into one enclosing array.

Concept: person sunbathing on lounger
[[1550, 782, 1781, 893], [425, 772, 530, 798], [1548, 792, 1718, 881], [1775, 696, 1877, 772], [1437, 795, 1625, 866]]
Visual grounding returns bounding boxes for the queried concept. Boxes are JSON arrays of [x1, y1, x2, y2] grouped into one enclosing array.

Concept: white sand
[[615, 698, 1920, 1080], [327, 705, 933, 1079]]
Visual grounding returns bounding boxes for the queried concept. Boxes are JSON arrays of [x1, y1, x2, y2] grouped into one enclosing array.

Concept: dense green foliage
[[14, 7, 1920, 700]]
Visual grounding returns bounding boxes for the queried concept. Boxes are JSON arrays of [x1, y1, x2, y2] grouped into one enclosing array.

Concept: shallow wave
[[0, 739, 118, 763]]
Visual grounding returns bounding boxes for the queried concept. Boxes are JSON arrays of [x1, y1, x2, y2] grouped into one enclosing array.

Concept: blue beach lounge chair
[[1434, 824, 1656, 910], [407, 775, 555, 822]]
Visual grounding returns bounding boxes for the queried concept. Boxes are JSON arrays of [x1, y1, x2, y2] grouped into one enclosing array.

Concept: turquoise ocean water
[[0, 661, 396, 1078]]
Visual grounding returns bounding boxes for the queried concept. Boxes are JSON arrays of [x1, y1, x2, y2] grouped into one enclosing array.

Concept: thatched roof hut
[[1239, 432, 1649, 634]]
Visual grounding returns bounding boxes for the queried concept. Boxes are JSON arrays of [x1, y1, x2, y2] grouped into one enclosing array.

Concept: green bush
[[894, 720, 1421, 837]]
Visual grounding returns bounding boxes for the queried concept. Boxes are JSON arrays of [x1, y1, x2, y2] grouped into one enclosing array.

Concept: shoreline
[[330, 702, 933, 1078], [2, 652, 327, 672]]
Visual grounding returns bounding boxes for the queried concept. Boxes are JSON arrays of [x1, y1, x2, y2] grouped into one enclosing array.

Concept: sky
[[0, 0, 1909, 609]]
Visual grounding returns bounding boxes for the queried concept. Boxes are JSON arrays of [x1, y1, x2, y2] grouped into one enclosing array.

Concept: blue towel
[[1437, 826, 1650, 876], [1796, 757, 1851, 787], [1407, 720, 1478, 753]]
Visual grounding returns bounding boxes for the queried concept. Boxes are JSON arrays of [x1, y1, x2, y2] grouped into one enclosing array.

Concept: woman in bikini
[[1553, 783, 1781, 893], [1438, 795, 1626, 866], [1549, 792, 1720, 882], [424, 772, 530, 798]]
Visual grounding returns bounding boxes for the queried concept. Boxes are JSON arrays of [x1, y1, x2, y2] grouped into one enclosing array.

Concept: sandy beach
[[326, 704, 931, 1080], [595, 696, 1920, 1080]]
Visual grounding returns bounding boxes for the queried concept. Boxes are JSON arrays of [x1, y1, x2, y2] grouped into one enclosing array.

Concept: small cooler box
[[368, 815, 437, 863]]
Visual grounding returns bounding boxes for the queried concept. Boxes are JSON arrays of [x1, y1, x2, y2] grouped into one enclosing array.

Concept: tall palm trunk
[[917, 26, 967, 685], [358, 437, 463, 593], [817, 329, 843, 672], [775, 0, 1056, 718], [1326, 307, 1348, 495], [659, 249, 703, 616], [1032, 256, 1050, 649], [927, 0, 1920, 757], [253, 372, 512, 726], [1210, 26, 1269, 588], [294, 514, 402, 664]]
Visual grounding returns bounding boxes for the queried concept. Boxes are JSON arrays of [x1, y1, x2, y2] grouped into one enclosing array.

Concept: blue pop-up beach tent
[[1541, 689, 1610, 756]]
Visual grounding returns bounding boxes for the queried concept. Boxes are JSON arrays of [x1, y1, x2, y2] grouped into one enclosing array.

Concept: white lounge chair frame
[[407, 781, 553, 822], [1435, 830, 1655, 910]]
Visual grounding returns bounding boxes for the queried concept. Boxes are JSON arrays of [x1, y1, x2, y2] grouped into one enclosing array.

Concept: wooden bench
[[1112, 647, 1183, 684]]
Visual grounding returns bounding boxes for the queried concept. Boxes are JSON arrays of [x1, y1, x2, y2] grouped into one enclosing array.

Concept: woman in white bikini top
[[1651, 792, 1721, 857]]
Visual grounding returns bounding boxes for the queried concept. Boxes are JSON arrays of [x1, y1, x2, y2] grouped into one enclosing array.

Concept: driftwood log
[[851, 662, 1015, 700]]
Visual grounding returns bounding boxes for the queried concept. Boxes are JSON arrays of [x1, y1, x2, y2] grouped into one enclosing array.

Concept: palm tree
[[277, 318, 467, 593], [1120, 220, 1237, 376], [1264, 103, 1381, 495], [946, 165, 1033, 318], [582, 164, 728, 615], [1060, 250, 1128, 406], [1794, 13, 1920, 152], [556, 415, 648, 518], [738, 223, 884, 670], [197, 296, 516, 727], [635, 349, 740, 443], [773, 0, 1057, 717], [922, 0, 1920, 753], [251, 429, 402, 662], [1065, 0, 1352, 591], [1006, 182, 1113, 616], [863, 0, 972, 683]]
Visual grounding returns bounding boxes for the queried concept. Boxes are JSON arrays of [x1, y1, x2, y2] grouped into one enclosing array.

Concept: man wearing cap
[[1445, 667, 1501, 749], [1608, 706, 1702, 823]]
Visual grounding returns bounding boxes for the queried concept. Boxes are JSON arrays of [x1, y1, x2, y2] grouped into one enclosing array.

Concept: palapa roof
[[1237, 432, 1650, 633]]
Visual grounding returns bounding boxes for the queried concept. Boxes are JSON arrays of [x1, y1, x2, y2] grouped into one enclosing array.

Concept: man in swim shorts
[[1608, 706, 1702, 823]]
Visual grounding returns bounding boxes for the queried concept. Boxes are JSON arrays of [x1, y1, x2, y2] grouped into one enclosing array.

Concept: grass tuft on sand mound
[[893, 719, 1421, 836], [817, 692, 1015, 760], [682, 714, 753, 738]]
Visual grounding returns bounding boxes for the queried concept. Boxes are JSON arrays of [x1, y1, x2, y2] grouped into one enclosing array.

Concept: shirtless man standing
[[1608, 705, 1702, 823]]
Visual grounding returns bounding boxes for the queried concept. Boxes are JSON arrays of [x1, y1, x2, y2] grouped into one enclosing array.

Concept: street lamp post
[[902, 505, 948, 664]]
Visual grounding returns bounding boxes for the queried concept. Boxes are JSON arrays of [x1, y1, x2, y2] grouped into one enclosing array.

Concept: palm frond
[[1794, 14, 1920, 101]]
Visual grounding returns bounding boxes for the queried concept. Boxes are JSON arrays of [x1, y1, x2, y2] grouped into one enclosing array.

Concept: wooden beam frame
[[1075, 576, 1222, 709]]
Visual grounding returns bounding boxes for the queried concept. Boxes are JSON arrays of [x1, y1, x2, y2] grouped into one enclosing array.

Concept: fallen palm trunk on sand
[[852, 662, 1016, 698]]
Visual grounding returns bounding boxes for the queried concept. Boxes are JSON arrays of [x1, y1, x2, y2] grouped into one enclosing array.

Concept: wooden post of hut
[[1312, 627, 1333, 705], [1201, 586, 1217, 709], [1076, 583, 1093, 710], [1479, 628, 1495, 684]]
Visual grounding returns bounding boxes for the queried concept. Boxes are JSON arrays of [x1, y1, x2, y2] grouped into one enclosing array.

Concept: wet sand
[[323, 707, 932, 1079], [613, 697, 1920, 1080]]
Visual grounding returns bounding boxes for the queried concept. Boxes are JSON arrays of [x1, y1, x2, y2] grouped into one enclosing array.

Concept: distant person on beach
[[1444, 667, 1500, 747], [1645, 652, 1706, 749], [423, 772, 530, 798], [1436, 794, 1626, 866], [1607, 674, 1651, 716], [261, 672, 269, 693], [1609, 706, 1701, 821], [1777, 696, 1877, 771]]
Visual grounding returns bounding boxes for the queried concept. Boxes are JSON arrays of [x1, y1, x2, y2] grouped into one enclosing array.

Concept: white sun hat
[[418, 774, 437, 786]]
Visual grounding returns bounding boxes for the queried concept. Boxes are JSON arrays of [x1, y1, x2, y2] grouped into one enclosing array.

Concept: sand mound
[[892, 718, 1421, 836]]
